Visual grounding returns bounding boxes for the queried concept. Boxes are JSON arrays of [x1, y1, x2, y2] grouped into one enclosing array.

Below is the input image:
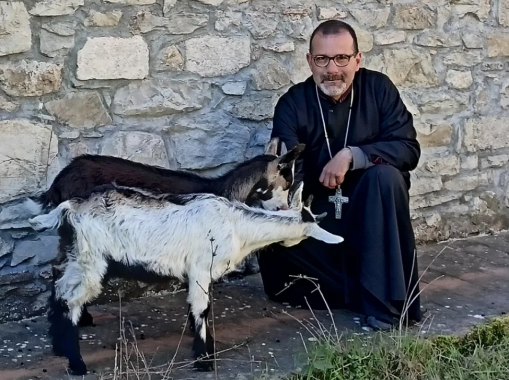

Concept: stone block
[[0, 60, 63, 97], [464, 117, 509, 152], [185, 36, 250, 77], [29, 0, 84, 16], [0, 119, 56, 203], [0, 2, 31, 56], [77, 36, 149, 80], [112, 79, 211, 117]]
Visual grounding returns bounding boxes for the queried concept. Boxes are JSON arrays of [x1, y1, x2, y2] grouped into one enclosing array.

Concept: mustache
[[321, 74, 345, 82]]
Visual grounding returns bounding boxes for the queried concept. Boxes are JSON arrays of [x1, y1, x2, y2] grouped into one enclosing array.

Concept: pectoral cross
[[328, 186, 349, 219]]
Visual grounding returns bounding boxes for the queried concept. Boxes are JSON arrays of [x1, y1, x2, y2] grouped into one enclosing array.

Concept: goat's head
[[249, 137, 306, 211], [280, 182, 344, 247]]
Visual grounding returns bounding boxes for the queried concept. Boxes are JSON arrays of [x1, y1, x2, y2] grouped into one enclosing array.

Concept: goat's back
[[44, 155, 214, 208], [65, 188, 240, 280]]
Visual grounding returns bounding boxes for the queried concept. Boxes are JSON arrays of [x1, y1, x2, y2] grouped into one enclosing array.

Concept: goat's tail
[[28, 201, 72, 231], [22, 191, 52, 217]]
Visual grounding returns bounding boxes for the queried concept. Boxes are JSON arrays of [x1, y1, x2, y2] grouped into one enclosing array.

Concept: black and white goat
[[29, 182, 343, 375], [24, 138, 305, 327]]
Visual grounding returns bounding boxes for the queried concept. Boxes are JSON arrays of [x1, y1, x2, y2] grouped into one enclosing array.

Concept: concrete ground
[[1, 231, 508, 380]]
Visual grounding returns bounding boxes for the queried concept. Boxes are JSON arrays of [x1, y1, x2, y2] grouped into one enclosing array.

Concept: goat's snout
[[277, 205, 289, 211]]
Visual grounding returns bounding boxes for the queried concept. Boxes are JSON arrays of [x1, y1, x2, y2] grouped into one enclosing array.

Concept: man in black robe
[[257, 20, 423, 330]]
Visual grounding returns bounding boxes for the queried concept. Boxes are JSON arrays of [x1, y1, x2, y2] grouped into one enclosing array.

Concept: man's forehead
[[311, 32, 354, 53]]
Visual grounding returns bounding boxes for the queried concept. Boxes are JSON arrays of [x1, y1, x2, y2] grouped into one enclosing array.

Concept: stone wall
[[0, 0, 508, 322]]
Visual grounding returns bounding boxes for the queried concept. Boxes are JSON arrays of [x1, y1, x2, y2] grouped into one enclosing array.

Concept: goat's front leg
[[188, 274, 215, 371]]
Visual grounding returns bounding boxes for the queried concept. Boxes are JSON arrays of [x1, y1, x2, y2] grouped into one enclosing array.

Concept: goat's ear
[[289, 181, 304, 209], [304, 194, 313, 208], [315, 212, 327, 223], [264, 137, 279, 155], [280, 141, 288, 156], [278, 143, 306, 164]]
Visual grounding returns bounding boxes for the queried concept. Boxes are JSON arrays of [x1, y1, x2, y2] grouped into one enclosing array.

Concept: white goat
[[29, 182, 343, 375]]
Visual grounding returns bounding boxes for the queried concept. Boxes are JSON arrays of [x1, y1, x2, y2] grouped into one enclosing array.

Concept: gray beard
[[318, 81, 347, 98]]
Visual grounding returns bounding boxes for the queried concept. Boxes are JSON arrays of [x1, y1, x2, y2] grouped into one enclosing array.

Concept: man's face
[[306, 32, 362, 99]]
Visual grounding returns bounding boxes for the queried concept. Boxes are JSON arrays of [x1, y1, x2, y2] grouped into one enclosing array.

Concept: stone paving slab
[[1, 231, 508, 380]]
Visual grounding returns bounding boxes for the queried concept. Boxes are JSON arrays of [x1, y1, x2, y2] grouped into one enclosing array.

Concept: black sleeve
[[357, 74, 421, 172], [270, 95, 305, 183]]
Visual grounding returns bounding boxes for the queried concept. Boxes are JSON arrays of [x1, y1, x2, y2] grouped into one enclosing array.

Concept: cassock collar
[[316, 82, 353, 104]]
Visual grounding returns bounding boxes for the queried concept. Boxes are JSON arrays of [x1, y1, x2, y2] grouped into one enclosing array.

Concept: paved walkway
[[1, 231, 508, 380]]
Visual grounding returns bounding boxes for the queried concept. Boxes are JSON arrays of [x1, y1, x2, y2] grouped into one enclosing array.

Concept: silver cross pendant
[[328, 186, 349, 219]]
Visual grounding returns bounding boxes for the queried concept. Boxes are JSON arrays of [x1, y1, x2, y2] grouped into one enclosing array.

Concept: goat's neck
[[237, 210, 306, 253], [216, 169, 259, 202]]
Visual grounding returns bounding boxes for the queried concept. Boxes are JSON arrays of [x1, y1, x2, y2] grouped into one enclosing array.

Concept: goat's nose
[[279, 205, 289, 210]]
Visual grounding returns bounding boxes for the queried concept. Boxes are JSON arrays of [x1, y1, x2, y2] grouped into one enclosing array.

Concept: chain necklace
[[315, 83, 353, 219]]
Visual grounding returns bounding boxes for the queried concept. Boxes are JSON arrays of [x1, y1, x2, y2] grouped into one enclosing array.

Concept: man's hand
[[319, 148, 353, 189]]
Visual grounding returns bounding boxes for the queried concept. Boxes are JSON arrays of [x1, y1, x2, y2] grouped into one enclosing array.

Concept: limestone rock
[[0, 2, 31, 57], [501, 79, 509, 109], [163, 0, 177, 15], [349, 5, 390, 28], [383, 48, 439, 88], [414, 30, 462, 47], [415, 151, 460, 176], [446, 70, 473, 89], [500, 0, 509, 26], [229, 93, 279, 121], [84, 10, 122, 27], [418, 92, 469, 115], [461, 155, 479, 170], [29, 0, 84, 16], [244, 11, 278, 39], [487, 35, 509, 57], [0, 95, 18, 112], [45, 92, 112, 129], [416, 123, 453, 147], [251, 57, 291, 90], [393, 5, 436, 29], [132, 11, 208, 35], [0, 237, 14, 259], [167, 114, 251, 170], [261, 40, 295, 52], [452, 0, 490, 20], [39, 29, 74, 58], [215, 10, 242, 32], [0, 60, 63, 97], [99, 132, 169, 168], [280, 14, 314, 41], [185, 36, 250, 77], [222, 81, 247, 96], [317, 7, 348, 20], [289, 42, 311, 84], [481, 154, 509, 169], [409, 175, 443, 196], [0, 119, 56, 203], [462, 32, 484, 48], [196, 0, 224, 5], [155, 45, 184, 72], [464, 117, 509, 152], [41, 21, 75, 36], [444, 174, 488, 192], [112, 79, 211, 117], [77, 36, 149, 80], [353, 26, 373, 52], [443, 50, 484, 66], [374, 31, 406, 45], [104, 0, 156, 4]]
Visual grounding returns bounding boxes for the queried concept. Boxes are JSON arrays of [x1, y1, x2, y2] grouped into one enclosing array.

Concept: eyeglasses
[[311, 53, 358, 67]]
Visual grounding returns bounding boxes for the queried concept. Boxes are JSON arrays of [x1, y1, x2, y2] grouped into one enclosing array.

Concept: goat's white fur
[[29, 182, 342, 366]]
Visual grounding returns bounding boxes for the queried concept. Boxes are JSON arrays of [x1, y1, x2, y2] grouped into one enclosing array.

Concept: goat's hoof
[[69, 360, 87, 376], [194, 357, 215, 372]]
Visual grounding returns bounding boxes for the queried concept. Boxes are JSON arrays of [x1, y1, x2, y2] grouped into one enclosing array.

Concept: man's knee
[[363, 165, 406, 193]]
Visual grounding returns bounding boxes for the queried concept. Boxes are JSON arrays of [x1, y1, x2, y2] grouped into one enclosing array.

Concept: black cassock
[[258, 68, 423, 326]]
